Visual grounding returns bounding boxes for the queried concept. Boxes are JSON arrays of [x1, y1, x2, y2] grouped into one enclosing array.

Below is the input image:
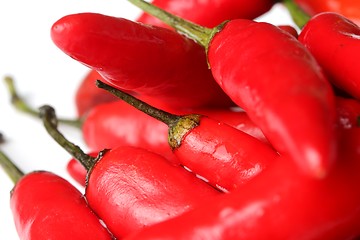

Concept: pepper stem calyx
[[96, 80, 201, 149]]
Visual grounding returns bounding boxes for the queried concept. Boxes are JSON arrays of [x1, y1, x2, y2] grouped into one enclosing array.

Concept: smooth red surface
[[174, 117, 278, 192], [85, 146, 219, 238], [10, 171, 112, 239], [125, 128, 360, 240], [75, 70, 118, 117], [295, 0, 360, 25], [137, 0, 276, 28], [51, 13, 233, 110], [299, 12, 360, 100], [208, 19, 337, 178]]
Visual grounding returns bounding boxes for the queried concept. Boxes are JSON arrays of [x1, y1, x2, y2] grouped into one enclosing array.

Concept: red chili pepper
[[124, 127, 360, 240], [137, 0, 276, 28], [50, 12, 234, 110], [86, 146, 220, 237], [298, 12, 360, 100], [128, 0, 337, 178], [294, 0, 360, 26], [97, 80, 278, 192], [75, 70, 118, 117], [39, 105, 220, 238], [0, 150, 113, 239]]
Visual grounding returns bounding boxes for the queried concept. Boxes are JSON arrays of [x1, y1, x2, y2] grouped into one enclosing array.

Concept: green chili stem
[[39, 105, 96, 171], [127, 0, 222, 49], [0, 150, 24, 184], [96, 80, 180, 126], [282, 0, 311, 29], [4, 76, 83, 129]]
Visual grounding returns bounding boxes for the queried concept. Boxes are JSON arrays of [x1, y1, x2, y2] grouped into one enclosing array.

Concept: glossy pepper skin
[[171, 116, 278, 192], [124, 128, 360, 240], [51, 13, 233, 110], [138, 0, 276, 28], [208, 19, 337, 178], [85, 146, 220, 237], [298, 12, 360, 100], [127, 0, 338, 178], [11, 171, 113, 240], [294, 0, 360, 25], [75, 70, 118, 117], [82, 100, 268, 164]]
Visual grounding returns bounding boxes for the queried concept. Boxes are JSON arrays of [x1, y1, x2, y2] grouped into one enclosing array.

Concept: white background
[[0, 1, 294, 238]]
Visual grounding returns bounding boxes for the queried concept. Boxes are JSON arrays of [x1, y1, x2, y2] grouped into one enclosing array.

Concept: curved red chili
[[294, 0, 360, 25], [137, 0, 276, 28], [97, 80, 278, 192], [86, 146, 220, 237], [0, 150, 113, 240], [206, 19, 336, 178], [171, 116, 276, 191], [128, 0, 337, 178], [50, 12, 233, 110], [124, 127, 360, 240], [39, 105, 220, 238], [298, 12, 360, 100], [75, 70, 118, 117]]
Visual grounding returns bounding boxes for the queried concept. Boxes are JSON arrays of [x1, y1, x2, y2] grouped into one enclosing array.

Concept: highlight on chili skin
[[3, 0, 360, 239]]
